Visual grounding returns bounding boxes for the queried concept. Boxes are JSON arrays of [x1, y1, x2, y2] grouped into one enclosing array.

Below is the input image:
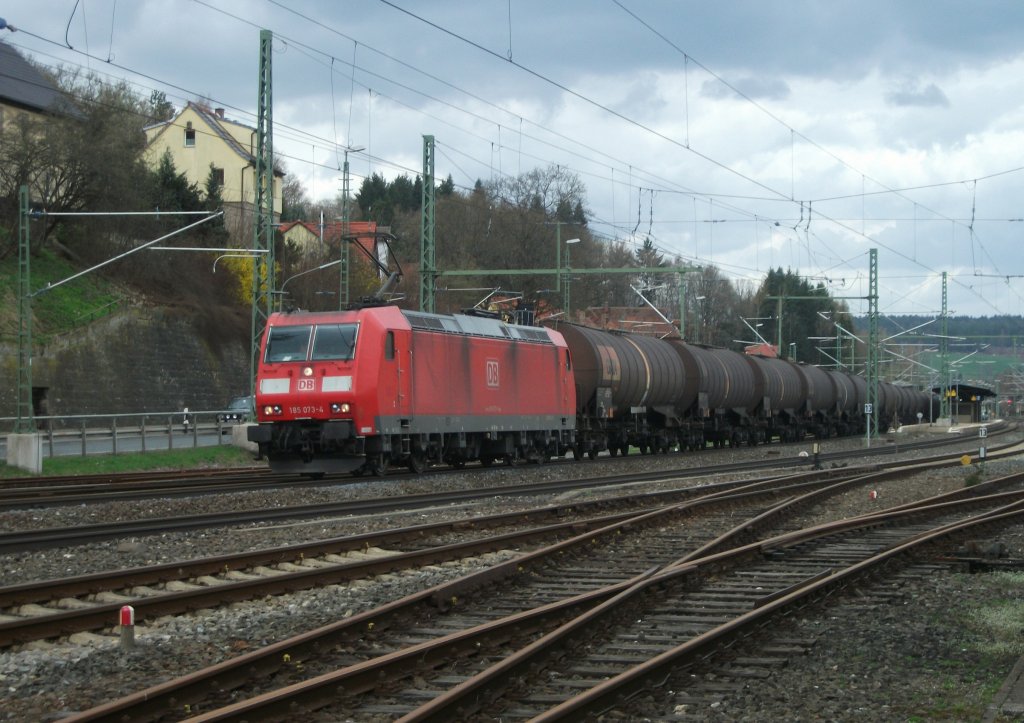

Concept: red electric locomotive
[[247, 305, 576, 476]]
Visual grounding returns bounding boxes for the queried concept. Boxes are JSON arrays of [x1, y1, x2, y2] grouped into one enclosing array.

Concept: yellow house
[[143, 101, 283, 244]]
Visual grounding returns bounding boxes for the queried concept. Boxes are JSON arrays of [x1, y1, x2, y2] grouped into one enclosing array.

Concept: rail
[[0, 411, 247, 459]]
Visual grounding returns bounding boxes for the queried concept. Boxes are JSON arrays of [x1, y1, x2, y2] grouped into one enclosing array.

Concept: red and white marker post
[[119, 605, 135, 651]]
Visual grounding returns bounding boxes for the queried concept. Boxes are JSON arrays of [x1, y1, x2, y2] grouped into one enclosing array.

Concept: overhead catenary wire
[[7, 4, 1021, 316]]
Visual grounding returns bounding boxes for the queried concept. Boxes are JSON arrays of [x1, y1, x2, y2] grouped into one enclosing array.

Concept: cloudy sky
[[4, 0, 1024, 319]]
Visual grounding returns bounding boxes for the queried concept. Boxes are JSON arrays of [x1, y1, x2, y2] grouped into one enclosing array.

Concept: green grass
[[963, 581, 1024, 658], [0, 444, 260, 478], [0, 250, 124, 342]]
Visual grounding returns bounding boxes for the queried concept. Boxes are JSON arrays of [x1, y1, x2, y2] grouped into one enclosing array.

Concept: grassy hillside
[[0, 250, 126, 343]]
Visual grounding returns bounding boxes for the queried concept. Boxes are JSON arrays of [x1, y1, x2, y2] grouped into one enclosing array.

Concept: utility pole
[[338, 144, 363, 308], [419, 135, 436, 312], [940, 271, 950, 421], [865, 248, 879, 443], [251, 29, 275, 397], [16, 185, 33, 432]]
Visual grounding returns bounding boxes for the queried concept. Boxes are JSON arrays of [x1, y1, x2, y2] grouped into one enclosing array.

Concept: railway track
[[2, 427, 1013, 556], [59, 460, 1024, 722], [400, 495, 1024, 723], [0, 466, 849, 646], [1, 438, 1017, 647], [1, 421, 1006, 510], [0, 463, 820, 553]]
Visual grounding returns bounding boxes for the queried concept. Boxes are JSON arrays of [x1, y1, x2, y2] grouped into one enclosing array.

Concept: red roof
[[744, 343, 778, 357], [279, 220, 379, 257]]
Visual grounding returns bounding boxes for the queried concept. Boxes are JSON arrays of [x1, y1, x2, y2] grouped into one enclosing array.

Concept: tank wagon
[[248, 306, 576, 476], [544, 320, 934, 459]]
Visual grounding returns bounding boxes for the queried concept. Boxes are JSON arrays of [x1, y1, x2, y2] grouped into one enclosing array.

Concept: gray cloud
[[700, 76, 791, 102], [885, 82, 951, 108]]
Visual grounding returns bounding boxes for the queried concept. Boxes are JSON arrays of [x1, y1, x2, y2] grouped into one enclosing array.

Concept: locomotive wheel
[[407, 453, 426, 474], [480, 455, 495, 467], [369, 455, 387, 477]]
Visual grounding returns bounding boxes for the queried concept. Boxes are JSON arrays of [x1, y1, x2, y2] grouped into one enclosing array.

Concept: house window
[[184, 122, 195, 147], [212, 167, 224, 186]]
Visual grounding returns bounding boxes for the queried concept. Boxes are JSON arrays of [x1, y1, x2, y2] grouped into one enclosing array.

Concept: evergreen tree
[[202, 163, 229, 246]]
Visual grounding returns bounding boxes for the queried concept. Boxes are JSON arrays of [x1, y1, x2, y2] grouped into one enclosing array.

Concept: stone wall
[[0, 306, 250, 420]]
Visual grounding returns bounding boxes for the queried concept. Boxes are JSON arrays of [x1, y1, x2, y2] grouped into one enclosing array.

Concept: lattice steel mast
[[250, 29, 276, 396]]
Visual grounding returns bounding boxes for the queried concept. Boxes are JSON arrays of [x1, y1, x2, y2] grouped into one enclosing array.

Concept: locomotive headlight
[[263, 405, 282, 416], [331, 402, 351, 414], [302, 366, 314, 377]]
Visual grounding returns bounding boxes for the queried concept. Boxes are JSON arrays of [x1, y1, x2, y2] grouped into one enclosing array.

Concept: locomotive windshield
[[264, 325, 312, 362], [310, 323, 358, 361]]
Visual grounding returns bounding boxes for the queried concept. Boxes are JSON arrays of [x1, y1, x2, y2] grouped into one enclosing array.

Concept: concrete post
[[5, 433, 42, 474]]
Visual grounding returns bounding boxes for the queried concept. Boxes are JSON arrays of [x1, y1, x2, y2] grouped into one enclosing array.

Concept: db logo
[[297, 378, 316, 392], [485, 359, 500, 388]]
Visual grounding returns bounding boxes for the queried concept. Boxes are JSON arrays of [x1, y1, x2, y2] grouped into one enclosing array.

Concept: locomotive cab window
[[384, 331, 395, 360], [265, 325, 312, 362], [311, 324, 358, 361]]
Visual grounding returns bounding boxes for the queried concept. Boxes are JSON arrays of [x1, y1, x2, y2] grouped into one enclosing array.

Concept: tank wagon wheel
[[450, 457, 467, 470], [588, 448, 600, 460], [619, 444, 630, 457], [480, 454, 495, 467], [572, 445, 583, 461]]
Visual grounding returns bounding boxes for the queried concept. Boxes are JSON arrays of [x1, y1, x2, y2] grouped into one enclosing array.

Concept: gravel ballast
[[1, 431, 1022, 721]]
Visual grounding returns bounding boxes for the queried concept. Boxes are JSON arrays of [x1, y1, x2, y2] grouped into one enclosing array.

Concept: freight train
[[247, 306, 934, 477]]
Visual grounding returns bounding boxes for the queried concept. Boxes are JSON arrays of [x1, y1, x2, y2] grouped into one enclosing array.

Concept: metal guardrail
[[0, 411, 247, 459]]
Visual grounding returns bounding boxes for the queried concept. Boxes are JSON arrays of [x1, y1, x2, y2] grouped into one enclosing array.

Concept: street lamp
[[563, 238, 580, 317]]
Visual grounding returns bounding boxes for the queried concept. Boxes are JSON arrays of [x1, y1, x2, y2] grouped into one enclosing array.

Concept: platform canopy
[[930, 383, 995, 402]]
